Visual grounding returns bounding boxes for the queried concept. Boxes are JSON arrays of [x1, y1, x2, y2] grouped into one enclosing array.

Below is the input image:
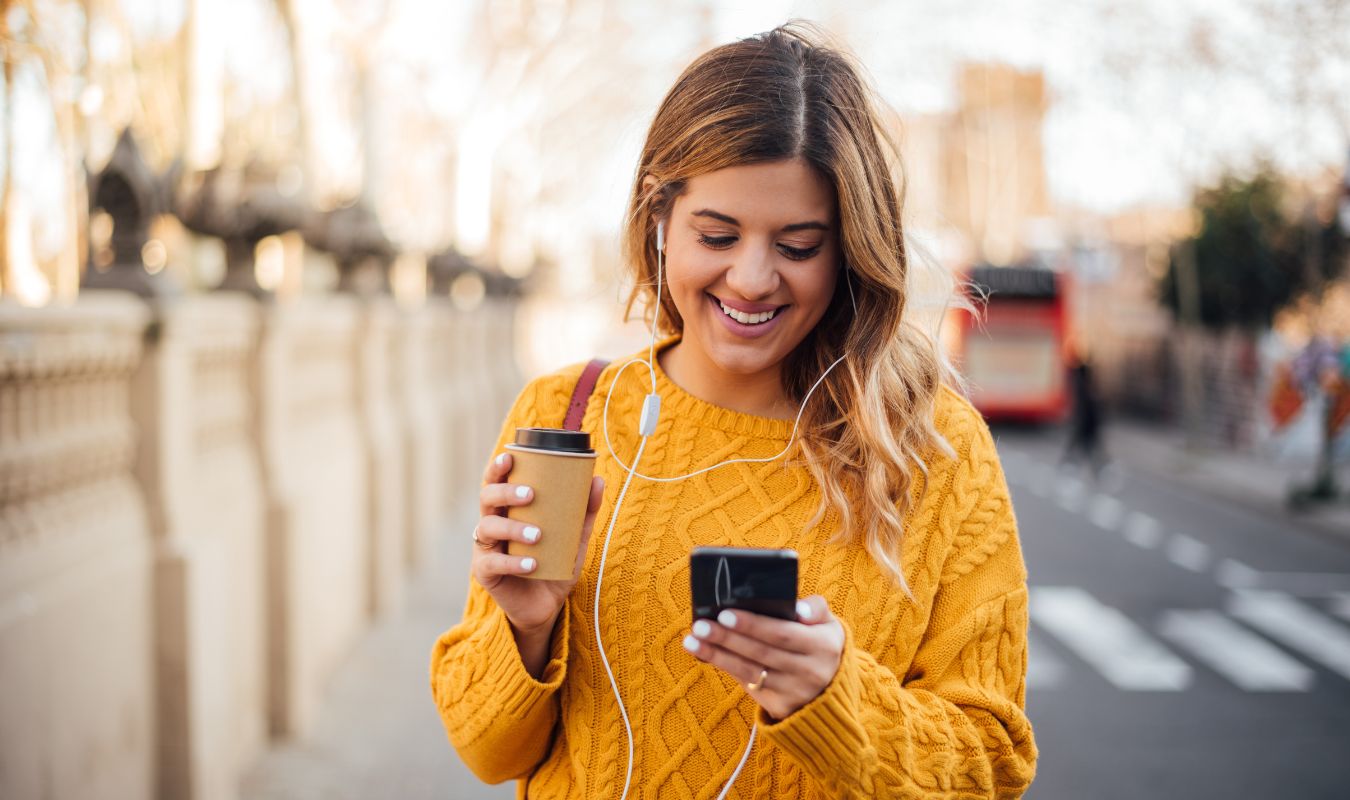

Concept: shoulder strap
[[563, 358, 610, 431]]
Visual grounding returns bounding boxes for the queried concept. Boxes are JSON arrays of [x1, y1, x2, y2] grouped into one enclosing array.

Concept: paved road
[[243, 427, 1350, 799], [998, 426, 1350, 800]]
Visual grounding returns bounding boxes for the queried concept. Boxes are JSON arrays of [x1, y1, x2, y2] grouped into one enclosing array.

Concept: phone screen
[[690, 546, 798, 621]]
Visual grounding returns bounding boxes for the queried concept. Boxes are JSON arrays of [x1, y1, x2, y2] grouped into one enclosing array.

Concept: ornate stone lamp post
[[304, 201, 396, 295], [174, 165, 305, 298], [82, 129, 179, 298]]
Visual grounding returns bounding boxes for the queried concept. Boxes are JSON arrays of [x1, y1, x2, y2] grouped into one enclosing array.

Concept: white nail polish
[[796, 600, 813, 620], [521, 557, 536, 571], [496, 453, 507, 467], [515, 486, 531, 499], [523, 526, 540, 543], [683, 634, 700, 652], [692, 620, 712, 638], [717, 609, 737, 628]]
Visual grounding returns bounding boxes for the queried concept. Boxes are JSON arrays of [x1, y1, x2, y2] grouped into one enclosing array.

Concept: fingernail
[[682, 634, 700, 653], [515, 485, 531, 500], [692, 620, 712, 638], [496, 453, 507, 467], [523, 526, 540, 543], [521, 557, 536, 572], [717, 609, 737, 628], [796, 600, 813, 620]]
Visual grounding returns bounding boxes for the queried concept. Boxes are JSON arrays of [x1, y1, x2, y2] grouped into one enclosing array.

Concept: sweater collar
[[633, 333, 798, 441]]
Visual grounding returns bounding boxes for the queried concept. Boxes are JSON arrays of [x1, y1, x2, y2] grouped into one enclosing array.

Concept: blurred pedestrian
[[431, 21, 1036, 800], [1061, 346, 1108, 477]]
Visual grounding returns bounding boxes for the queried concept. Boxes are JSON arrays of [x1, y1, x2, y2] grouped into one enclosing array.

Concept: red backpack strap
[[564, 358, 610, 431]]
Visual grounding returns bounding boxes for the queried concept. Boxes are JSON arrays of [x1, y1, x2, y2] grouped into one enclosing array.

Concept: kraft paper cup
[[504, 427, 597, 581]]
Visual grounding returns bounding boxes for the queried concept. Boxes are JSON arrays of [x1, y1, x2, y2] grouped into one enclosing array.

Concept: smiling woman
[[653, 159, 842, 419], [432, 20, 1037, 800]]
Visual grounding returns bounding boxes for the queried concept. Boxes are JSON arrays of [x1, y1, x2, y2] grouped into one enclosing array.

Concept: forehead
[[677, 159, 836, 225]]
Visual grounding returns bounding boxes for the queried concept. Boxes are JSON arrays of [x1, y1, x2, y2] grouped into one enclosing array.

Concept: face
[[658, 158, 841, 381]]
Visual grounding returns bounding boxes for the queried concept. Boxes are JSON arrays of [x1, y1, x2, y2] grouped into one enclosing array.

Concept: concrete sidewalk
[[240, 501, 512, 800], [1103, 418, 1350, 544]]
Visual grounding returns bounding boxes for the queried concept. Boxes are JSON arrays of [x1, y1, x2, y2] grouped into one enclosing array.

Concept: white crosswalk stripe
[[1227, 590, 1350, 681], [1165, 534, 1211, 573], [1026, 629, 1069, 690], [1054, 476, 1088, 513], [1157, 609, 1315, 691], [1029, 586, 1191, 691], [1122, 512, 1163, 549], [1087, 494, 1124, 531], [1215, 558, 1261, 589]]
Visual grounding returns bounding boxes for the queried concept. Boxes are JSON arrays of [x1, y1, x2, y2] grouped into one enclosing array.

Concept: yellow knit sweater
[[431, 335, 1037, 799]]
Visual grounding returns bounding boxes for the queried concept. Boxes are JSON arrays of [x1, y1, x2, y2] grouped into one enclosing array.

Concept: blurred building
[[901, 63, 1053, 270]]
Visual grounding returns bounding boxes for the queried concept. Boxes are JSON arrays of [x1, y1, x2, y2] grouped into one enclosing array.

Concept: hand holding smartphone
[[689, 546, 798, 621]]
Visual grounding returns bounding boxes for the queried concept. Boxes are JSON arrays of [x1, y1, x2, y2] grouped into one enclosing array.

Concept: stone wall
[[0, 293, 155, 800], [0, 291, 521, 800]]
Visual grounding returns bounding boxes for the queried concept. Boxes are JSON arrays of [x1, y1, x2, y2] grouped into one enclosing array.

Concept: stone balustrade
[[0, 291, 522, 800], [0, 292, 155, 800]]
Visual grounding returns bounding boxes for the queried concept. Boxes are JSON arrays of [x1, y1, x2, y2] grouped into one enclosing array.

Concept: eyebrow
[[691, 208, 830, 233]]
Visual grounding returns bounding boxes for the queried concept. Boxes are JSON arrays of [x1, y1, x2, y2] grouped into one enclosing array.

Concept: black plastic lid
[[513, 427, 594, 454]]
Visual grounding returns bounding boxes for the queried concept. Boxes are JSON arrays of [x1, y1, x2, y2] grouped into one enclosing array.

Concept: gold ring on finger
[[472, 527, 496, 550], [746, 668, 768, 692]]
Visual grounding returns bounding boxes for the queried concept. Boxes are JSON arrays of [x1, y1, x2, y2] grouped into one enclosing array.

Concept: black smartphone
[[690, 546, 798, 621]]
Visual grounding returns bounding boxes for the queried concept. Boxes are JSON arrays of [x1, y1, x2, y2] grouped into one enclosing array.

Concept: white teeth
[[718, 299, 778, 325]]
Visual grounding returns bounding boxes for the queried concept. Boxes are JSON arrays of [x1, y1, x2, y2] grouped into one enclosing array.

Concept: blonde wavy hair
[[620, 22, 966, 595]]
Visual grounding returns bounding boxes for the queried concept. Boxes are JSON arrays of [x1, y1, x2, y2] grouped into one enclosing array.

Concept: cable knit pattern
[[430, 335, 1037, 799]]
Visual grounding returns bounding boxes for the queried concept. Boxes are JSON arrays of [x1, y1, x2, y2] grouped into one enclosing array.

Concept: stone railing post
[[254, 299, 367, 737], [130, 294, 268, 800], [353, 298, 406, 617], [398, 305, 447, 573], [0, 292, 155, 800]]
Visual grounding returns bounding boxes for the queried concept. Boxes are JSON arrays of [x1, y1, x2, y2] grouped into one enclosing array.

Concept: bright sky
[[711, 0, 1349, 213], [5, 0, 1348, 278]]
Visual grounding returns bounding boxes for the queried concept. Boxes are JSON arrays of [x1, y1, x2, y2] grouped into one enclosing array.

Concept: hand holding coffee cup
[[472, 428, 605, 638]]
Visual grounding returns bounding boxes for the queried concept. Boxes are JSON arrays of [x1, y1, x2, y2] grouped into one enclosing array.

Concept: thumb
[[795, 594, 832, 625], [574, 475, 606, 559]]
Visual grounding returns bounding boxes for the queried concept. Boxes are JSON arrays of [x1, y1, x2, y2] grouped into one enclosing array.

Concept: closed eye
[[697, 234, 822, 262], [779, 244, 820, 261], [698, 234, 737, 249]]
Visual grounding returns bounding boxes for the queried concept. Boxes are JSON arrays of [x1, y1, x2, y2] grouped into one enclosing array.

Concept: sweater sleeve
[[428, 368, 583, 784], [756, 410, 1038, 798]]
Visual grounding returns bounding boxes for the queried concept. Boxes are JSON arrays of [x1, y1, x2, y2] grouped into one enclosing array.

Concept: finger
[[572, 477, 606, 574], [690, 618, 795, 671], [682, 634, 768, 687], [479, 482, 535, 510], [475, 515, 542, 547], [471, 551, 539, 583], [711, 608, 816, 655], [795, 595, 834, 626], [481, 450, 513, 487]]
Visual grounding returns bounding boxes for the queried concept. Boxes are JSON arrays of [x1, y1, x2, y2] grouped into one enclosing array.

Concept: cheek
[[794, 273, 839, 315], [661, 246, 721, 298]]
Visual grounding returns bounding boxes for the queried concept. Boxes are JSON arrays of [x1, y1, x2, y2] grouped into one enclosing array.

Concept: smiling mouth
[[707, 293, 788, 325]]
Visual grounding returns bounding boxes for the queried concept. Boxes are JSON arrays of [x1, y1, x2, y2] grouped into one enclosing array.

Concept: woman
[[431, 22, 1037, 799]]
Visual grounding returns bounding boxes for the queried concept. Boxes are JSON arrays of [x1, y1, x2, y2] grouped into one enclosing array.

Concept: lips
[[706, 293, 789, 338]]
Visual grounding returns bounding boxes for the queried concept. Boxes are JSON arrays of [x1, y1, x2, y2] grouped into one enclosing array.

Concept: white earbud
[[655, 219, 665, 252]]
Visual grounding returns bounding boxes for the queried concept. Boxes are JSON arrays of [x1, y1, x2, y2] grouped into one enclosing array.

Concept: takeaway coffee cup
[[504, 427, 597, 580]]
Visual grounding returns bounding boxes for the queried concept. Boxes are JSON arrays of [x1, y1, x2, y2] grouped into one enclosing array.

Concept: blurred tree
[[1159, 167, 1346, 330]]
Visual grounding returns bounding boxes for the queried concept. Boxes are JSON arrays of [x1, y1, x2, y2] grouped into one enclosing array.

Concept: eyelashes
[[696, 233, 821, 262]]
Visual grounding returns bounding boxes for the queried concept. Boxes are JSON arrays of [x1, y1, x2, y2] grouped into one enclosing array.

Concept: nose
[[723, 242, 781, 301]]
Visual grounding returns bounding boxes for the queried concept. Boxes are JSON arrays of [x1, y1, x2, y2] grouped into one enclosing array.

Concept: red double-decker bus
[[952, 265, 1071, 423]]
